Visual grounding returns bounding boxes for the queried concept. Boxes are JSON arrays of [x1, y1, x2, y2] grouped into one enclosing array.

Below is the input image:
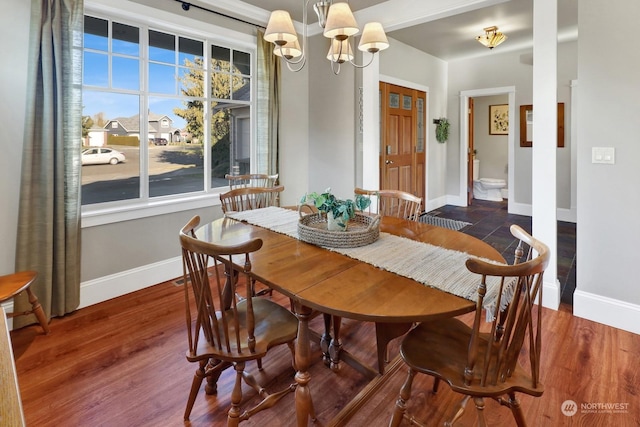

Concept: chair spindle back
[[355, 187, 422, 220], [180, 215, 263, 359], [219, 186, 284, 213], [464, 224, 549, 390]]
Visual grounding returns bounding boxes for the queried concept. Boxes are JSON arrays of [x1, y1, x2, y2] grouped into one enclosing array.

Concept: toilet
[[473, 159, 506, 202]]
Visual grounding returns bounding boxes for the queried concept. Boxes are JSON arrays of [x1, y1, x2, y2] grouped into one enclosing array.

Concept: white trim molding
[[574, 290, 640, 335], [78, 257, 183, 310]]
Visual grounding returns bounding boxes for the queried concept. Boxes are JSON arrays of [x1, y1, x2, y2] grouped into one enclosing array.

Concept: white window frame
[[82, 1, 258, 228]]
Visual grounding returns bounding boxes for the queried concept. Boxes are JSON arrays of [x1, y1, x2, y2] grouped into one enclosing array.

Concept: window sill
[[81, 193, 221, 228]]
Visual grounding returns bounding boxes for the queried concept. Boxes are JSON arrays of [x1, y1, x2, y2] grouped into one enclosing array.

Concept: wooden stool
[[0, 271, 50, 334]]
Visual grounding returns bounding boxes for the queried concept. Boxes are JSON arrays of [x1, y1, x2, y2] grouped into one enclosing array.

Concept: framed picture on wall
[[489, 104, 509, 135]]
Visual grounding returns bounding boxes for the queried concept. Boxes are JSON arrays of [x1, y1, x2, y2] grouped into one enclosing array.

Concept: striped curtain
[[256, 30, 280, 177], [14, 0, 83, 327]]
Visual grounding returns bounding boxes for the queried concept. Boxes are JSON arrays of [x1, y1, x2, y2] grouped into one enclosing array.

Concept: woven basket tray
[[298, 210, 380, 248]]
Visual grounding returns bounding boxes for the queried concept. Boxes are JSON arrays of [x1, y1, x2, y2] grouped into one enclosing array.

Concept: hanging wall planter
[[435, 117, 450, 143]]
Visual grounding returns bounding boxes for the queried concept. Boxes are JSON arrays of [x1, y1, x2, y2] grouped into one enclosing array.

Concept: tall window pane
[[82, 91, 141, 204], [149, 97, 204, 197]]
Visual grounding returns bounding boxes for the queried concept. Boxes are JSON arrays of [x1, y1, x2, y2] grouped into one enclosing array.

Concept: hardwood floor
[[10, 273, 639, 426]]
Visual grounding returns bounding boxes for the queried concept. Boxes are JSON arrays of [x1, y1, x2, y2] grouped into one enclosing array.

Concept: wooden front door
[[379, 82, 426, 209]]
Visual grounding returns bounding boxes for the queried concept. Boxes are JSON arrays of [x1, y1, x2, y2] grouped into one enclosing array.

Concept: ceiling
[[206, 0, 578, 62]]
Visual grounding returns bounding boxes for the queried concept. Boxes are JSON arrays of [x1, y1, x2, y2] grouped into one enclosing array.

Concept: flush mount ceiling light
[[264, 0, 389, 74], [475, 26, 507, 50]]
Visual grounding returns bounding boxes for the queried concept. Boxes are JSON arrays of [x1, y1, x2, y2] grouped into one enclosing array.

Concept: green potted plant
[[301, 188, 371, 231], [435, 117, 450, 143]]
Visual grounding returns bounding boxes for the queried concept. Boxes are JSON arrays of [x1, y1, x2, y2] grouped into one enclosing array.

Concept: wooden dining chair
[[179, 215, 298, 425], [225, 173, 279, 189], [0, 271, 49, 334], [389, 224, 550, 427], [355, 187, 422, 220], [219, 185, 284, 214], [219, 185, 284, 298]]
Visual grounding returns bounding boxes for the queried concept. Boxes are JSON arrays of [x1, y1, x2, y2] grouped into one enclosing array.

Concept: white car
[[81, 147, 126, 165]]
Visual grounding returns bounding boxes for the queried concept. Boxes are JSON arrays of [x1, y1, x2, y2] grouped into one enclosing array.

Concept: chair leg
[[26, 288, 50, 334], [473, 397, 487, 427], [227, 362, 245, 427], [507, 392, 527, 427], [389, 368, 416, 427], [328, 315, 342, 371], [432, 377, 441, 394], [320, 313, 332, 366], [184, 359, 207, 421], [444, 395, 470, 427]]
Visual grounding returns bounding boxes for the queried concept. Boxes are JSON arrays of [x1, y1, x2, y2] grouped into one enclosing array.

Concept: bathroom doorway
[[469, 94, 509, 205], [459, 87, 516, 211]]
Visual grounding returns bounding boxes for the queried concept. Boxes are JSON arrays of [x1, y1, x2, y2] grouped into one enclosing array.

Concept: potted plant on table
[[300, 188, 371, 231]]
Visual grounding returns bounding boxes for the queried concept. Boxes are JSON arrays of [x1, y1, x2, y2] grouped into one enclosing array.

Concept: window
[[81, 14, 255, 208]]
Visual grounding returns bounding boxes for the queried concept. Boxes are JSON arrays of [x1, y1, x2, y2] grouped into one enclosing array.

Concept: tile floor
[[426, 199, 576, 305]]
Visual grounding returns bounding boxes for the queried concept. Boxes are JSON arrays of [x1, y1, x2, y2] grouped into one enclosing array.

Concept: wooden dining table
[[196, 211, 505, 427]]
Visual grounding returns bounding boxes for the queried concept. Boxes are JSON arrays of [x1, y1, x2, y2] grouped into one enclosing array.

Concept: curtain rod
[[173, 0, 266, 29]]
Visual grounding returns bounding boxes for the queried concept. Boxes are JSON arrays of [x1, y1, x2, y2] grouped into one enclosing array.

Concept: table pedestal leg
[[294, 303, 316, 426]]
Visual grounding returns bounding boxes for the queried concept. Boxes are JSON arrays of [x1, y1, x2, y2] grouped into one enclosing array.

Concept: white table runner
[[226, 207, 514, 318]]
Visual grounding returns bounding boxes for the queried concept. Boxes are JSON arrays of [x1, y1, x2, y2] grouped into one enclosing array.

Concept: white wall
[[0, 1, 31, 276], [446, 42, 577, 211], [574, 0, 640, 333]]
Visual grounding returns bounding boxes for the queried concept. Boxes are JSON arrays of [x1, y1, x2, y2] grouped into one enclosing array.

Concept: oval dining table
[[196, 212, 505, 427]]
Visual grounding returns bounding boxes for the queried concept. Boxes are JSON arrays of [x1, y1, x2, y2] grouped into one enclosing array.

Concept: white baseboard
[[542, 278, 560, 310], [78, 256, 183, 309], [557, 207, 577, 223], [426, 195, 449, 212], [508, 201, 531, 216], [573, 290, 640, 335]]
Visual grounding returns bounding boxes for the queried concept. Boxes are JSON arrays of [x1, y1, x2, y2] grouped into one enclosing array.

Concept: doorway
[[379, 82, 426, 208], [459, 87, 516, 210]]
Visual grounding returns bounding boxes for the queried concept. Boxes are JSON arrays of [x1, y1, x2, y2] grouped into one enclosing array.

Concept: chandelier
[[475, 26, 507, 50], [264, 0, 389, 74]]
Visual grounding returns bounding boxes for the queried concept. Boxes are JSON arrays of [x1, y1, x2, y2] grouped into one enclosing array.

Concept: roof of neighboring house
[[104, 112, 172, 132]]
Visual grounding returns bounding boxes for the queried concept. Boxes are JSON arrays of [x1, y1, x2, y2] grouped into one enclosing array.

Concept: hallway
[[427, 199, 576, 306]]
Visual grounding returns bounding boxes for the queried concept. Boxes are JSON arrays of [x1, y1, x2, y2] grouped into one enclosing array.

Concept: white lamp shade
[[274, 39, 302, 59], [264, 10, 298, 45], [358, 22, 389, 53], [327, 38, 354, 63], [323, 3, 359, 40]]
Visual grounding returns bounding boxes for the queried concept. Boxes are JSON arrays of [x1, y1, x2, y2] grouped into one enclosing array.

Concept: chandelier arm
[[286, 57, 307, 72], [348, 51, 376, 69], [330, 59, 341, 75]]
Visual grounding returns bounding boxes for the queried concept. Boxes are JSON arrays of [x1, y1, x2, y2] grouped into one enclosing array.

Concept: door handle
[[385, 160, 394, 165]]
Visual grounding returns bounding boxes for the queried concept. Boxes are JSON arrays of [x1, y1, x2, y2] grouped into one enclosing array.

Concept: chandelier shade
[[358, 22, 389, 53], [327, 38, 354, 63], [475, 26, 507, 49], [264, 10, 298, 45], [323, 2, 360, 40], [274, 39, 302, 59]]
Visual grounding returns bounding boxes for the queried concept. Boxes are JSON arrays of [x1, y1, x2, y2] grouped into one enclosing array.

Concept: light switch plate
[[592, 147, 615, 164]]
